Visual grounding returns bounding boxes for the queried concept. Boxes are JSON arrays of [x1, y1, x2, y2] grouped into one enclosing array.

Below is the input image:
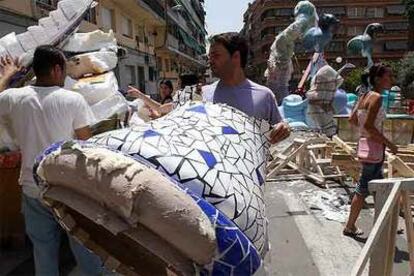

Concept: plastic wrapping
[[91, 92, 128, 122], [65, 72, 118, 105], [67, 50, 118, 79], [63, 30, 117, 53]]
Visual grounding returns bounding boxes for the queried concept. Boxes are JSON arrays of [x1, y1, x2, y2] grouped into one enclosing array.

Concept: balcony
[[141, 0, 165, 19]]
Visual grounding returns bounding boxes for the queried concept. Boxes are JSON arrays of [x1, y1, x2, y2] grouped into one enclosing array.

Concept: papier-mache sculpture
[[0, 0, 96, 84], [34, 101, 271, 275], [63, 30, 128, 122], [306, 65, 344, 137], [303, 13, 340, 78], [347, 23, 384, 95], [265, 0, 318, 105], [347, 23, 384, 69]]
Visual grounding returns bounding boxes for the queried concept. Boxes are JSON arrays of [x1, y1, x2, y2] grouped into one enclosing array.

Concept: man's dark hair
[[209, 32, 249, 69], [32, 45, 65, 77]]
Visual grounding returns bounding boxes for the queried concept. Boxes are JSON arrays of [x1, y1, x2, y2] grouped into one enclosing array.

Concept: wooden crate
[[0, 166, 25, 249]]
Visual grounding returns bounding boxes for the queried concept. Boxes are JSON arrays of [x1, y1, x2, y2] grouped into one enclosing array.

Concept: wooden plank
[[267, 144, 305, 178], [332, 135, 357, 156], [402, 191, 414, 273], [297, 52, 320, 91], [387, 154, 414, 178], [352, 181, 402, 276], [315, 158, 331, 166], [383, 203, 399, 276], [267, 143, 295, 170], [307, 143, 329, 150]]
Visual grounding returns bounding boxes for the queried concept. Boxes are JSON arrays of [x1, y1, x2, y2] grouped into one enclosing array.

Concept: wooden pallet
[[267, 135, 345, 186]]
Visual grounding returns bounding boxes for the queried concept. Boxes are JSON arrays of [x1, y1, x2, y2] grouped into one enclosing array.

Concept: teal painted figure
[[347, 23, 384, 69], [303, 13, 340, 78]]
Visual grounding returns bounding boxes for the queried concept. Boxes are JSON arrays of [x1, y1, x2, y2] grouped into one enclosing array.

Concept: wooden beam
[[401, 191, 414, 273], [387, 154, 414, 178], [267, 144, 306, 177], [332, 135, 356, 156], [352, 181, 402, 276]]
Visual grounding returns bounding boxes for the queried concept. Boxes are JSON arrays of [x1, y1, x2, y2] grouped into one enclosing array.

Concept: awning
[[167, 46, 206, 67], [177, 28, 204, 54]]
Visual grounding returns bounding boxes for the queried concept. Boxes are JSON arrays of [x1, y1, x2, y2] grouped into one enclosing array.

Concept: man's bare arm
[[75, 126, 92, 140]]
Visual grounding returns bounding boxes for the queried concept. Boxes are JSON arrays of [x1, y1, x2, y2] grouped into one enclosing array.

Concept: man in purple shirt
[[203, 32, 290, 144]]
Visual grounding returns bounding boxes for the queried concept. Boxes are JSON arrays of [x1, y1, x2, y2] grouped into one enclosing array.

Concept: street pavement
[[265, 178, 410, 276]]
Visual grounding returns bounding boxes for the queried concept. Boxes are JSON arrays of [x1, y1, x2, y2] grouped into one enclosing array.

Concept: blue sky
[[205, 0, 254, 37]]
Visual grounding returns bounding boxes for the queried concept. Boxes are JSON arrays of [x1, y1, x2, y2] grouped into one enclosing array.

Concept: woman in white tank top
[[344, 64, 397, 237]]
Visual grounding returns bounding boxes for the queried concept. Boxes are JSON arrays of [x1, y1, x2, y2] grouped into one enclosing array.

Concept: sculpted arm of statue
[[0, 56, 23, 92], [128, 86, 173, 116]]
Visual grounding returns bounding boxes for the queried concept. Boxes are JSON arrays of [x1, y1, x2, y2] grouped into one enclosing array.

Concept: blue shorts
[[355, 162, 384, 197]]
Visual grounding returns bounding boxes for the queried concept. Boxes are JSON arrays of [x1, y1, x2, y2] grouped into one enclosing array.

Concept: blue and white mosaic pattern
[[34, 140, 263, 275], [90, 101, 271, 255]]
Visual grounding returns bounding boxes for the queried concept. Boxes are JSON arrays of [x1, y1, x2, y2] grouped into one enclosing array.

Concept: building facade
[[0, 0, 207, 97], [242, 0, 409, 84], [156, 0, 207, 88]]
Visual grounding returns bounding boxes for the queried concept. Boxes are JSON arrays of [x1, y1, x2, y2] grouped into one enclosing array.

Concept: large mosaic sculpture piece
[[265, 0, 318, 105], [35, 101, 271, 275]]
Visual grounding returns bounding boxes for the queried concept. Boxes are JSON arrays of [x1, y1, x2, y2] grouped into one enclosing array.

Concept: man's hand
[[0, 56, 22, 78], [148, 107, 161, 119], [269, 122, 291, 144]]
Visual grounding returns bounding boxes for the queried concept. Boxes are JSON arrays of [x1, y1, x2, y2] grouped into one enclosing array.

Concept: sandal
[[343, 227, 364, 237]]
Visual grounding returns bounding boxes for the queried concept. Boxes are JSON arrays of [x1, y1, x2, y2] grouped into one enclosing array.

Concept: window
[[384, 22, 409, 31], [385, 41, 407, 51], [366, 7, 384, 18], [319, 7, 346, 16], [164, 59, 171, 72], [261, 8, 292, 21], [149, 67, 156, 82], [125, 65, 136, 86], [137, 66, 145, 91], [348, 7, 366, 18], [101, 7, 115, 31], [387, 5, 405, 15], [135, 25, 145, 43], [347, 26, 365, 36], [276, 8, 293, 16], [157, 57, 163, 72], [326, 41, 344, 52], [122, 16, 133, 38], [84, 9, 97, 24]]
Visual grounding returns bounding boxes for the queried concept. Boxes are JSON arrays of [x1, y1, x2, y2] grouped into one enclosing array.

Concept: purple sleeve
[[268, 92, 283, 125]]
